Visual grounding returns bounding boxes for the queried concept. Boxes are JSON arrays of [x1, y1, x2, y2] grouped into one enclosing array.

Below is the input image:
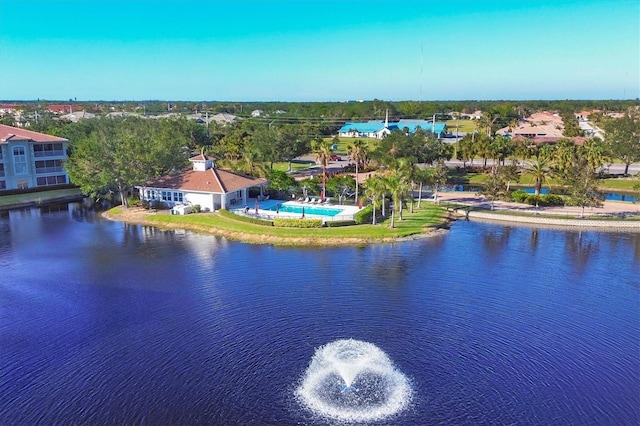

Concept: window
[[173, 192, 183, 203], [17, 179, 28, 189], [33, 143, 64, 157], [35, 159, 63, 174], [0, 164, 4, 177], [36, 175, 67, 187], [0, 180, 5, 190], [162, 191, 171, 201], [13, 146, 27, 175]]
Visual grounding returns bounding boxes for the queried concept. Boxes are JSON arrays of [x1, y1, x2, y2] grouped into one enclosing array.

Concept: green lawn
[[114, 202, 449, 244], [599, 178, 640, 191], [323, 137, 376, 156], [0, 188, 83, 207], [445, 119, 477, 133]]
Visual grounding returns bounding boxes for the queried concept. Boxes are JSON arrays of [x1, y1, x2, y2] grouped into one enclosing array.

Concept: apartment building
[[0, 125, 69, 191]]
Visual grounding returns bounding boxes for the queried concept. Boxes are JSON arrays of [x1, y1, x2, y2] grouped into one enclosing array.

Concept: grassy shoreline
[[102, 203, 452, 246]]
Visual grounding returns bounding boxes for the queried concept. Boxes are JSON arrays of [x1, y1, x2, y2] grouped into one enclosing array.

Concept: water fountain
[[296, 339, 412, 423]]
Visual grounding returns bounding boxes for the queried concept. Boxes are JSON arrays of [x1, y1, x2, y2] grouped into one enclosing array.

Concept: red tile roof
[[512, 135, 586, 145], [46, 104, 73, 113], [144, 167, 266, 194], [0, 124, 68, 143]]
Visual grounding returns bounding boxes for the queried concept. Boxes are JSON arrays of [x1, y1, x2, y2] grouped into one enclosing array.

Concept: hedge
[[325, 220, 357, 227], [354, 205, 373, 224], [511, 190, 565, 207], [273, 218, 323, 228]]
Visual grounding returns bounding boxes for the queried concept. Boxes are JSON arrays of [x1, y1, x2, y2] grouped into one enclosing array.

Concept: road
[[296, 156, 640, 177]]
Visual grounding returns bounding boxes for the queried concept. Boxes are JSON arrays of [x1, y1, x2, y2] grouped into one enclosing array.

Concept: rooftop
[[0, 124, 68, 143]]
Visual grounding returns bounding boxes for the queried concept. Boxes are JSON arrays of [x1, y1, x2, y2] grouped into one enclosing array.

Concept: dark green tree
[[603, 112, 640, 176], [65, 118, 189, 208], [327, 174, 355, 204]]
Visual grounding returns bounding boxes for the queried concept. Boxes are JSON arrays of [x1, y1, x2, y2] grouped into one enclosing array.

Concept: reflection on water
[[0, 203, 639, 425], [564, 231, 598, 276]]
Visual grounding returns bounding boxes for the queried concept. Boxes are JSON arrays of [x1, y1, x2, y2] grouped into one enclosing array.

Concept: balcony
[[34, 150, 65, 158], [35, 167, 64, 174]]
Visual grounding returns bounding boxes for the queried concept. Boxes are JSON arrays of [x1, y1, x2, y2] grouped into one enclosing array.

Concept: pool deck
[[234, 199, 361, 222]]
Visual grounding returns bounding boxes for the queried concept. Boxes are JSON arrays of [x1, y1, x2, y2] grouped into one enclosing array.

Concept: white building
[[0, 125, 70, 191], [136, 154, 267, 212]]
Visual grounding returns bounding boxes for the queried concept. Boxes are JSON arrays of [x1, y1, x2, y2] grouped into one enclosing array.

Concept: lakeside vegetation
[[106, 202, 450, 246]]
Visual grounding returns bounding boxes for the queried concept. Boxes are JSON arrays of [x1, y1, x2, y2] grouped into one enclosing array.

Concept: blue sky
[[1, 0, 638, 101]]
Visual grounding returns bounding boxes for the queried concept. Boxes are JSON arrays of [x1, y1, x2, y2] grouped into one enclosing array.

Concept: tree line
[[13, 106, 639, 221]]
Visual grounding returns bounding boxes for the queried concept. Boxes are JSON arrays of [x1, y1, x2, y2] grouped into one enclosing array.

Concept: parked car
[[330, 154, 341, 161]]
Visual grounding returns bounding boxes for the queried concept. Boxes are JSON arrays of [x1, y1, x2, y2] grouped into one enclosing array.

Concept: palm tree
[[347, 139, 368, 204], [386, 173, 411, 227], [363, 174, 387, 225], [312, 138, 333, 201], [430, 159, 448, 203], [528, 154, 552, 196], [582, 138, 607, 173], [414, 166, 433, 208]]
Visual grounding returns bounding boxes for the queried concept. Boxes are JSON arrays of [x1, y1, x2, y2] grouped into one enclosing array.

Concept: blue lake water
[[516, 187, 638, 202], [1, 204, 639, 425], [448, 185, 638, 202]]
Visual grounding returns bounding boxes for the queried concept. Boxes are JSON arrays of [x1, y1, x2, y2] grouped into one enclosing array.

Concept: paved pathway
[[433, 191, 640, 229]]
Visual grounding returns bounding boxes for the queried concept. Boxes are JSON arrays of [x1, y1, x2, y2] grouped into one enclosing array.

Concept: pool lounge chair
[[322, 197, 330, 204]]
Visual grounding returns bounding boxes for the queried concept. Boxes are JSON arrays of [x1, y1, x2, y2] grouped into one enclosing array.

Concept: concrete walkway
[[433, 191, 640, 230]]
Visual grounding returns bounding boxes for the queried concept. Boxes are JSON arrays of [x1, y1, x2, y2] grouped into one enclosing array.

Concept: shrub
[[354, 205, 373, 224], [518, 193, 565, 207], [542, 194, 565, 206], [511, 190, 528, 203], [192, 204, 201, 213], [325, 220, 357, 227], [273, 218, 323, 228]]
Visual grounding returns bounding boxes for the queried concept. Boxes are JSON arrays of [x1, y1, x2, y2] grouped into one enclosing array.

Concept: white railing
[[35, 167, 64, 174], [34, 150, 65, 158]]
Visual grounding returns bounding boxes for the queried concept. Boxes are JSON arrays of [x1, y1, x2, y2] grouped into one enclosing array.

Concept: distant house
[[136, 154, 267, 212], [496, 111, 565, 142], [251, 109, 264, 117], [209, 113, 238, 125], [46, 104, 73, 115], [0, 124, 70, 191], [60, 110, 96, 123], [0, 104, 18, 114], [338, 118, 447, 139], [461, 110, 483, 120]]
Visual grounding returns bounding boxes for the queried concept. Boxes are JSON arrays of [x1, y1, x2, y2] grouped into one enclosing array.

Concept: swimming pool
[[266, 202, 345, 217]]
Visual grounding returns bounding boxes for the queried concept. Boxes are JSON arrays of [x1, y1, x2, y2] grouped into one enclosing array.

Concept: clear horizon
[[1, 0, 638, 102]]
